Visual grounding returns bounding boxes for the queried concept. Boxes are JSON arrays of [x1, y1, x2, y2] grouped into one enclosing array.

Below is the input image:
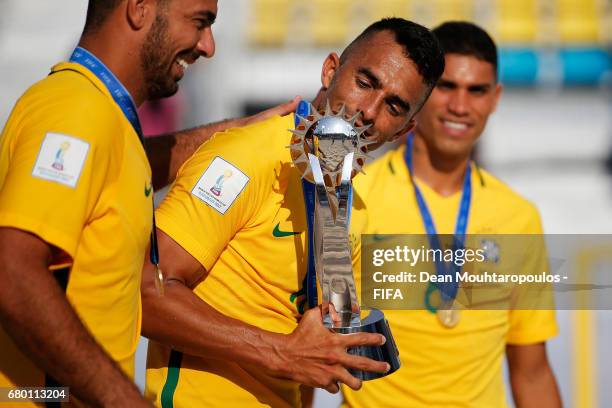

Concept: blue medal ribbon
[[404, 134, 472, 313], [69, 47, 160, 266], [295, 101, 318, 308], [302, 178, 318, 308], [69, 47, 143, 140]]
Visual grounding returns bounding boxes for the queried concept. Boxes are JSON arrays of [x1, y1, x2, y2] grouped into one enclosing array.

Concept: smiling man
[[0, 1, 296, 406], [140, 18, 444, 407], [343, 21, 562, 408]]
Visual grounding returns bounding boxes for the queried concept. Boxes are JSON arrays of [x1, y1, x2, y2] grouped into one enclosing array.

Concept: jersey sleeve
[[506, 204, 559, 344], [155, 127, 266, 271], [0, 88, 119, 263]]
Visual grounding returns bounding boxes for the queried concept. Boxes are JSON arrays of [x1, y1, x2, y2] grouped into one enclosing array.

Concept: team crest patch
[[32, 133, 90, 188], [191, 157, 249, 215]]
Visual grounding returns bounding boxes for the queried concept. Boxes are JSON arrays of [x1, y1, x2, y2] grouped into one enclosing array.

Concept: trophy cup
[[289, 102, 400, 380]]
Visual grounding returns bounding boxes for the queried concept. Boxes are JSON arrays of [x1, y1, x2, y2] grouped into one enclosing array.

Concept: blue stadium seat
[[560, 48, 610, 86], [499, 48, 539, 86]]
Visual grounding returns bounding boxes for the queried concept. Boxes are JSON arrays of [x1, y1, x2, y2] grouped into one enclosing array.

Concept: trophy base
[[325, 309, 400, 380]]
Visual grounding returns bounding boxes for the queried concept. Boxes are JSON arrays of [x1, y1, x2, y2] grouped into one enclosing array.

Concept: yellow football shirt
[[0, 62, 152, 402], [145, 114, 365, 408], [343, 144, 558, 408]]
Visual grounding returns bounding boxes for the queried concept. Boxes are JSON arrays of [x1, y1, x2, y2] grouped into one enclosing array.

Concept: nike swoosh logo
[[145, 183, 153, 197], [273, 222, 300, 238]]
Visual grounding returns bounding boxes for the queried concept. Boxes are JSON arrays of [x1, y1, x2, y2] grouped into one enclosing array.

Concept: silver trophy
[[289, 102, 400, 380]]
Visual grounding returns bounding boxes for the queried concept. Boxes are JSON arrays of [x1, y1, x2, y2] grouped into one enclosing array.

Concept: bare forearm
[[142, 278, 286, 372], [145, 119, 233, 190], [510, 368, 562, 408], [0, 237, 146, 406], [141, 222, 388, 393], [142, 277, 390, 393], [507, 344, 562, 408]]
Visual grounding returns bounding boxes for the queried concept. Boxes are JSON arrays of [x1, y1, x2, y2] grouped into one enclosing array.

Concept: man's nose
[[196, 27, 216, 58], [358, 94, 384, 126], [448, 90, 469, 116]]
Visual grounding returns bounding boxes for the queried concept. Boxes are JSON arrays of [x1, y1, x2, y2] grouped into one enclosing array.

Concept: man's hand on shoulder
[[146, 96, 301, 189], [234, 96, 301, 128]]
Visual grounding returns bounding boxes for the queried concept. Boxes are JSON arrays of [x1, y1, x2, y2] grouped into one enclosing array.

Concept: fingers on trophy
[[289, 101, 401, 380]]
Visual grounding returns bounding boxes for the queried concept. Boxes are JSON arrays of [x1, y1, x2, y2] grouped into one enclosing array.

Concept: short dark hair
[[84, 0, 123, 34], [432, 21, 498, 78], [341, 18, 445, 90], [83, 0, 170, 34]]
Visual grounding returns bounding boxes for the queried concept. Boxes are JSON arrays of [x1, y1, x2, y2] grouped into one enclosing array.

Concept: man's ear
[[490, 83, 504, 113], [390, 118, 416, 142], [320, 52, 341, 90], [126, 0, 154, 30]]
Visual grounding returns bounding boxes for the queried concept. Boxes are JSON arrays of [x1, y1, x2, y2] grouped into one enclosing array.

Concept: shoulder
[[478, 168, 537, 212], [477, 167, 543, 232], [354, 146, 405, 205], [181, 114, 294, 180], [208, 114, 294, 157], [2, 71, 131, 177], [16, 65, 125, 146], [364, 148, 399, 178], [354, 148, 398, 189]]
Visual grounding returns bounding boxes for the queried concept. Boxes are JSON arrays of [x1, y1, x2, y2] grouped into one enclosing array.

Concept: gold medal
[[437, 307, 460, 328], [153, 264, 164, 296]]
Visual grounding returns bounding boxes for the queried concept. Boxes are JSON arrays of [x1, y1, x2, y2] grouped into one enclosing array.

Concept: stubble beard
[[141, 12, 178, 101]]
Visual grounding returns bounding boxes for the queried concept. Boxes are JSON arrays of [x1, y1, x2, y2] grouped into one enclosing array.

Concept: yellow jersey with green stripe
[[342, 144, 558, 408], [0, 63, 152, 404], [145, 114, 365, 407]]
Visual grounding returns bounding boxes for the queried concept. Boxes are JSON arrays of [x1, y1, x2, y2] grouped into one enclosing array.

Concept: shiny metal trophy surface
[[289, 102, 400, 380]]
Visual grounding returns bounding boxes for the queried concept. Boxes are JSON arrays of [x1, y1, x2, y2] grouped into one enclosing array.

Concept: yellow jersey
[[146, 114, 365, 407], [0, 62, 152, 403], [343, 144, 558, 408]]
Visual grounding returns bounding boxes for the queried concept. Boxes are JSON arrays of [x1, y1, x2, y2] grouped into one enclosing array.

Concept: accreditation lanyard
[[296, 100, 353, 309], [404, 134, 471, 307], [69, 47, 162, 270]]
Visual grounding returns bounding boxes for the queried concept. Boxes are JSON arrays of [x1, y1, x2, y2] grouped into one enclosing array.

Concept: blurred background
[[0, 0, 610, 406]]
